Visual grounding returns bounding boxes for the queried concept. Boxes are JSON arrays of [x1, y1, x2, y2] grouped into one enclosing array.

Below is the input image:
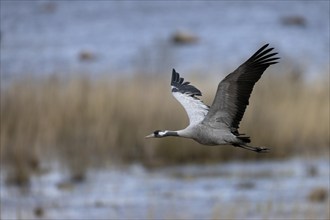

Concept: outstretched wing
[[202, 44, 279, 132], [171, 69, 209, 126]]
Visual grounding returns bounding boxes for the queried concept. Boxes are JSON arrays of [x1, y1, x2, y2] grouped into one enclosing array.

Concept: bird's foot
[[255, 146, 270, 153], [234, 144, 270, 153]]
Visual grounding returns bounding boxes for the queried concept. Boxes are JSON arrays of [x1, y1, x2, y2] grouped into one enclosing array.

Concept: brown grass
[[1, 70, 329, 183]]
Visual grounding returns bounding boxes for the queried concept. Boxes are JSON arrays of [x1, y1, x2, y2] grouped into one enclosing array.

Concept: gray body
[[177, 124, 237, 146], [146, 44, 279, 153]]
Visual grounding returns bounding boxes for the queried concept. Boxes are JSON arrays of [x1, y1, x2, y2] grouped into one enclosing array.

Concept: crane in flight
[[146, 44, 279, 152]]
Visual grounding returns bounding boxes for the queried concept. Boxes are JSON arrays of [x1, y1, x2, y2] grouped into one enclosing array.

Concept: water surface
[[1, 1, 329, 79], [1, 158, 329, 219]]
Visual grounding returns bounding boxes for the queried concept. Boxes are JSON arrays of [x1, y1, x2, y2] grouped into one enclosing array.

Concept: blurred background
[[1, 1, 329, 219]]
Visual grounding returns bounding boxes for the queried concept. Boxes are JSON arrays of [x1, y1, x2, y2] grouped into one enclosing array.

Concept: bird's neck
[[163, 131, 179, 137], [163, 128, 193, 138], [175, 128, 194, 138]]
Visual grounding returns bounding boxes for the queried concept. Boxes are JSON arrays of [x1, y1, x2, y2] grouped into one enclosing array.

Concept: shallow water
[[1, 157, 329, 219], [1, 1, 329, 79]]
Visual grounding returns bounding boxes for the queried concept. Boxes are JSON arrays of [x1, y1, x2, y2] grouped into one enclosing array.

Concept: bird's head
[[145, 130, 168, 138]]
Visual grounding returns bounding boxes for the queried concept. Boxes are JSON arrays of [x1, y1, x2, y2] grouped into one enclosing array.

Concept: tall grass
[[1, 70, 329, 183]]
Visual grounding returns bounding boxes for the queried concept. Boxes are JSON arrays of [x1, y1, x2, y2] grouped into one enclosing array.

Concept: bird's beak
[[145, 133, 155, 139]]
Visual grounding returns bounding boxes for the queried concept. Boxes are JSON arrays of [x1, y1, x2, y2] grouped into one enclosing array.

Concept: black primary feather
[[171, 69, 202, 96]]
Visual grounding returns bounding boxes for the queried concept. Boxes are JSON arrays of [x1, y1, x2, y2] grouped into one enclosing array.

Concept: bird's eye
[[154, 130, 160, 135]]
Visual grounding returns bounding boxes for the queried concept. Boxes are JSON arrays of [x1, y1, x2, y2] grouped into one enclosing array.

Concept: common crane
[[146, 44, 279, 152]]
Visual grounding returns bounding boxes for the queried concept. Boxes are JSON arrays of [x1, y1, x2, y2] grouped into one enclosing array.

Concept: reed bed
[[1, 70, 329, 184]]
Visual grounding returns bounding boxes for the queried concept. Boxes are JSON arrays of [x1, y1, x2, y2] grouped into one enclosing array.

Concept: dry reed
[[1, 69, 329, 183]]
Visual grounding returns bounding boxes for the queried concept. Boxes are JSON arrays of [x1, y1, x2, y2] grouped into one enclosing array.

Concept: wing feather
[[202, 44, 279, 132], [171, 69, 209, 126]]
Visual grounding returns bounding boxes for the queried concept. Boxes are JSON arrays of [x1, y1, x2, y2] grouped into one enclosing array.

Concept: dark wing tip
[[249, 44, 280, 66], [171, 68, 180, 86], [171, 69, 177, 85], [170, 69, 202, 96]]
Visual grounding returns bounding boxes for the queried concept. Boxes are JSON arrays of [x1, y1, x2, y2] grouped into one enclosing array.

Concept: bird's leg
[[235, 144, 270, 153]]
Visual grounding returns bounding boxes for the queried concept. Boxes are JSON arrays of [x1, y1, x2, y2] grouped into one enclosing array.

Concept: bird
[[145, 44, 279, 152]]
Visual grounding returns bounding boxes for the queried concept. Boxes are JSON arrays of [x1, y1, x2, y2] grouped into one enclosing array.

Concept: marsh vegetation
[[1, 68, 329, 181]]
